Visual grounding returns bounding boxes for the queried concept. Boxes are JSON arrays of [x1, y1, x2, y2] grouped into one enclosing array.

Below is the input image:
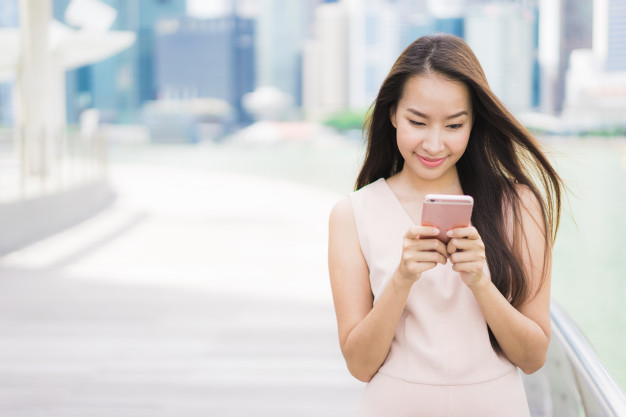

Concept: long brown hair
[[356, 34, 563, 356]]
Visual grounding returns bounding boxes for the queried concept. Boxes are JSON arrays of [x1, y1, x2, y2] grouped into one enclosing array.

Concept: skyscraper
[[465, 2, 537, 113], [0, 0, 19, 125], [558, 0, 593, 112], [394, 0, 429, 49], [303, 2, 349, 119], [344, 0, 402, 110], [0, 0, 18, 27], [61, 0, 187, 123], [255, 0, 317, 107], [562, 0, 626, 126], [154, 15, 255, 124], [604, 0, 626, 71]]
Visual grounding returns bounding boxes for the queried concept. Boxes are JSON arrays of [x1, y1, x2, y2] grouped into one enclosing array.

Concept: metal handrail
[[550, 300, 626, 416]]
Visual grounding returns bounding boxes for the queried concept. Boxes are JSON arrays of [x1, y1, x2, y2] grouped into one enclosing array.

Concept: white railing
[[523, 301, 626, 417], [0, 125, 107, 203]]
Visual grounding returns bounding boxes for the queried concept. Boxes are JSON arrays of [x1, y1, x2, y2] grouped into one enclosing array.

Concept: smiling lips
[[417, 154, 447, 167]]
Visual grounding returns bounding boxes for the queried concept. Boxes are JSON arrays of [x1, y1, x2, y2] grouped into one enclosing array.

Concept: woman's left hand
[[447, 226, 487, 288]]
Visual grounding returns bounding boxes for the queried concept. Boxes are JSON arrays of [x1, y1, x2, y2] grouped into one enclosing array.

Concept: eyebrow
[[406, 108, 468, 120]]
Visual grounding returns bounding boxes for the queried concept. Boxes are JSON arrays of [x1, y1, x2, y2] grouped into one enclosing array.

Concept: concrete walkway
[[0, 158, 363, 416]]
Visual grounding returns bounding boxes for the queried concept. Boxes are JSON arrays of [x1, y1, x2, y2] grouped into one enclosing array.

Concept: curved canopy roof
[[0, 20, 135, 82]]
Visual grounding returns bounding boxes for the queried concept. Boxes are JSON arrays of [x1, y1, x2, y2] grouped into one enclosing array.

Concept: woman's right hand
[[396, 226, 449, 284]]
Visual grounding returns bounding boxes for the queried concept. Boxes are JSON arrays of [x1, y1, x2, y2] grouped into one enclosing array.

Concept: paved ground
[[0, 159, 363, 416]]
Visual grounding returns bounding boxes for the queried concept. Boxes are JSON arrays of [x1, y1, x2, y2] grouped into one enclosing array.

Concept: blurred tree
[[322, 108, 368, 131]]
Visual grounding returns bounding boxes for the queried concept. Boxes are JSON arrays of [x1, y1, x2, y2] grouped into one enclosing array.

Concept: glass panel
[[522, 334, 586, 417]]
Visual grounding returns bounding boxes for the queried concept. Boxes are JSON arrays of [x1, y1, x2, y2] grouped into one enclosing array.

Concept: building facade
[[154, 15, 255, 124], [465, 2, 537, 113], [59, 0, 187, 123], [255, 0, 318, 107], [303, 2, 350, 120]]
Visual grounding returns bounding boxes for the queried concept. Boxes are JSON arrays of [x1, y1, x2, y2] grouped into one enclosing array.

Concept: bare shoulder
[[329, 196, 354, 224], [329, 196, 360, 254], [514, 183, 542, 213]]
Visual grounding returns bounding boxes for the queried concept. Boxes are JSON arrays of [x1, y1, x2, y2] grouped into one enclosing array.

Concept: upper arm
[[328, 197, 373, 352], [514, 185, 552, 341]]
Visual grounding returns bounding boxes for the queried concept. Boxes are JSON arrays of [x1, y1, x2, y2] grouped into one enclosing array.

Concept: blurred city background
[[0, 0, 625, 416]]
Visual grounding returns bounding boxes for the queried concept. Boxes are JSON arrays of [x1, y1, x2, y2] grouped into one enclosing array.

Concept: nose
[[421, 127, 445, 155]]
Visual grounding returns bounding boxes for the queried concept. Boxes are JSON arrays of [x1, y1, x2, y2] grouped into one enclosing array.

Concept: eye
[[448, 123, 463, 129], [409, 120, 425, 126]]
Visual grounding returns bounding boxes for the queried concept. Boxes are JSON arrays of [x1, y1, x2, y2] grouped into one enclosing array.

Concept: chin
[[411, 163, 455, 181]]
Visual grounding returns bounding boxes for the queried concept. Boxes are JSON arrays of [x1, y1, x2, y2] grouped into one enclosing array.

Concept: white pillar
[[17, 0, 61, 177]]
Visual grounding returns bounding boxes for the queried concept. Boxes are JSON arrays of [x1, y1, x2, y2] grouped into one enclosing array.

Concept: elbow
[[340, 336, 381, 383], [347, 363, 376, 383], [520, 360, 545, 375], [519, 349, 548, 375], [343, 347, 377, 382], [518, 329, 550, 375]]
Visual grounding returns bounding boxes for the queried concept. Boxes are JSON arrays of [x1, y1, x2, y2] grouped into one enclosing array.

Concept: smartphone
[[420, 194, 474, 243]]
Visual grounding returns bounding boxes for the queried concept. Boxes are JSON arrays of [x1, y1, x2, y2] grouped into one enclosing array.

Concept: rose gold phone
[[420, 194, 474, 244]]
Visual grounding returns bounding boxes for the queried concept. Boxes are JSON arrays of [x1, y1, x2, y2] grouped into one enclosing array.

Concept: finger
[[405, 227, 440, 243], [405, 250, 447, 265], [451, 261, 484, 274], [447, 226, 480, 240], [403, 261, 437, 276], [408, 240, 449, 260], [447, 239, 457, 255], [449, 250, 485, 264], [413, 237, 447, 252], [406, 225, 440, 240], [447, 237, 485, 252]]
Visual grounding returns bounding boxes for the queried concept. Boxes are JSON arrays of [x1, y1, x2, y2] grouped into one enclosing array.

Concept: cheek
[[395, 125, 414, 146], [446, 132, 471, 156]]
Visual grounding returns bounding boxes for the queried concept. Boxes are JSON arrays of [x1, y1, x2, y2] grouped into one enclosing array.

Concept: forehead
[[398, 73, 472, 112]]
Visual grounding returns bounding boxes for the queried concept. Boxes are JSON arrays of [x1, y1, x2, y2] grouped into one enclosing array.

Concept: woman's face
[[391, 72, 473, 185]]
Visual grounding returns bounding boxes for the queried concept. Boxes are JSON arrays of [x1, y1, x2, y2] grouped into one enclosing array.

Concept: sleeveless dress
[[348, 178, 530, 417]]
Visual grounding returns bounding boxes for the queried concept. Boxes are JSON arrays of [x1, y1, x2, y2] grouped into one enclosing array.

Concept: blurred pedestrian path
[[0, 146, 363, 416]]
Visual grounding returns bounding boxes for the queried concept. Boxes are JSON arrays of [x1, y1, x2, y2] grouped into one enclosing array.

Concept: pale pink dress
[[348, 178, 530, 417]]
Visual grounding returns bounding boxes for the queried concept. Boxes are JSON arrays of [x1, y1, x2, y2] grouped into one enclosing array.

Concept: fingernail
[[434, 228, 440, 234], [446, 230, 453, 237]]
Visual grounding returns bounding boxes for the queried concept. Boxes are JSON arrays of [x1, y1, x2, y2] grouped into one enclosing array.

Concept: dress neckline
[[380, 178, 417, 226]]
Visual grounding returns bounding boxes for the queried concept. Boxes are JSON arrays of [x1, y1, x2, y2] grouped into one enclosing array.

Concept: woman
[[328, 34, 563, 416]]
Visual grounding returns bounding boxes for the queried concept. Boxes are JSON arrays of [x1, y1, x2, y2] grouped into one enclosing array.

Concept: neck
[[397, 166, 463, 196]]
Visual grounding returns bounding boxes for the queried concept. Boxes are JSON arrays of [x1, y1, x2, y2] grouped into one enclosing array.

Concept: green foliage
[[323, 109, 369, 131], [579, 125, 626, 137]]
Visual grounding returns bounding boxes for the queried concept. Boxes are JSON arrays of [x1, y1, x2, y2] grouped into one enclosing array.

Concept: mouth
[[416, 154, 447, 167]]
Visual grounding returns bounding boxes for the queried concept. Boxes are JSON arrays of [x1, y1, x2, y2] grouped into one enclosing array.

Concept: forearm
[[342, 272, 413, 382], [469, 278, 549, 373]]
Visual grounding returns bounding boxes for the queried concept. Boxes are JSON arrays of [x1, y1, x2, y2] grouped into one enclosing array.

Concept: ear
[[390, 106, 397, 128]]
